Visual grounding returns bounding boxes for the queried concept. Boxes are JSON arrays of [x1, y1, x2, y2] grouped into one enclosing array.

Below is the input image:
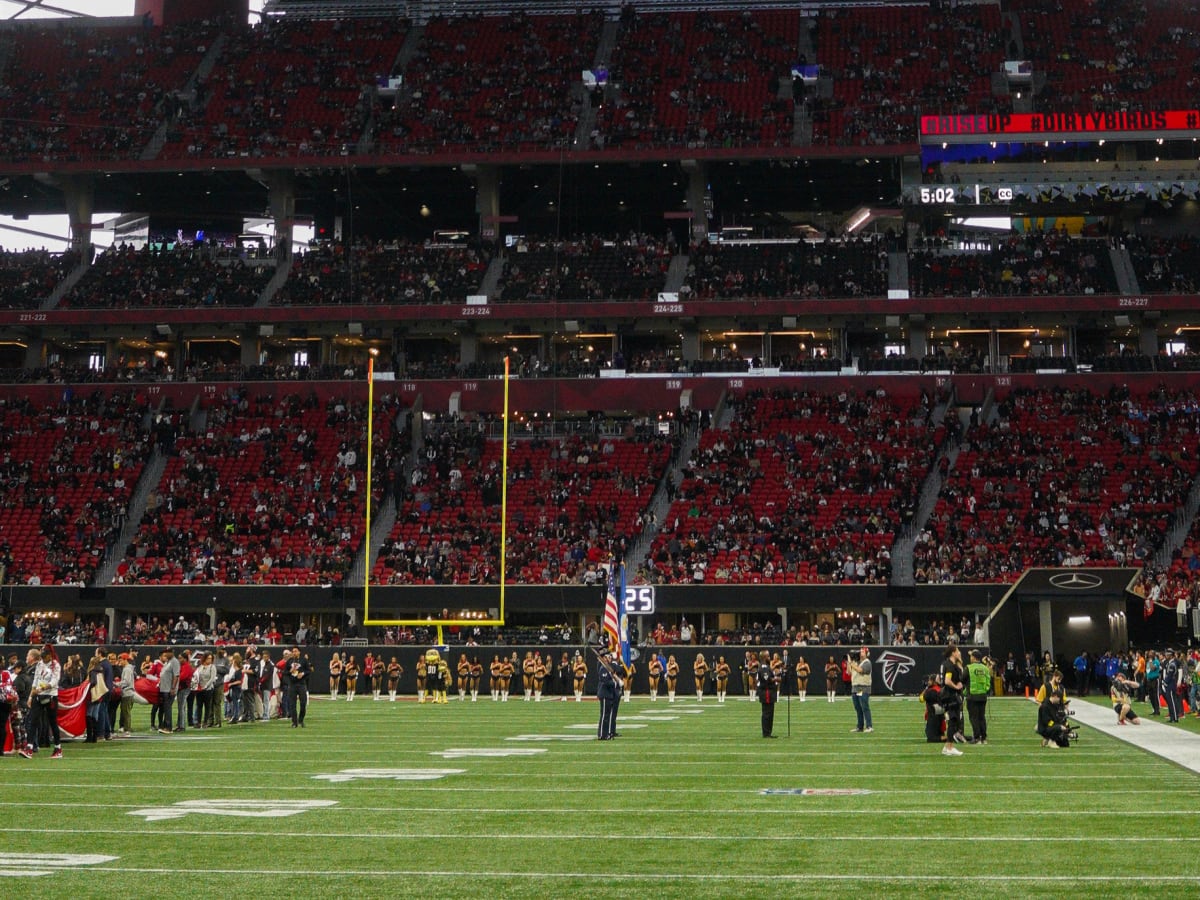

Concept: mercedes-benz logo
[[1048, 572, 1104, 590]]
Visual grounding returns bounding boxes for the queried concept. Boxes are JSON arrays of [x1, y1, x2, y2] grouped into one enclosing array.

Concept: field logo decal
[[505, 734, 595, 742], [313, 768, 465, 783], [760, 788, 873, 796], [431, 748, 548, 759], [876, 651, 916, 692], [127, 799, 337, 822], [0, 853, 118, 878]]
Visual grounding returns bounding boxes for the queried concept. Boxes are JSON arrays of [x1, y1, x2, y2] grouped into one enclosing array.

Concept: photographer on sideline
[[1110, 673, 1141, 726], [1037, 670, 1072, 748]]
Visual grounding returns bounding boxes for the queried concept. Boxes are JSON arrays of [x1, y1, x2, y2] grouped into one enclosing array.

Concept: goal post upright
[[362, 356, 508, 629]]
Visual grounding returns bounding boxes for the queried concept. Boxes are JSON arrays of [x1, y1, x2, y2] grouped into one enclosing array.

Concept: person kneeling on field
[[1110, 673, 1141, 726], [1037, 670, 1073, 748], [919, 674, 946, 743]]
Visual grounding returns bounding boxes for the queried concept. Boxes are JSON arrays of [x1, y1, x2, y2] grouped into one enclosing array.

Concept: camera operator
[[1110, 673, 1141, 726], [939, 645, 966, 756], [756, 651, 779, 738], [1037, 669, 1071, 748]]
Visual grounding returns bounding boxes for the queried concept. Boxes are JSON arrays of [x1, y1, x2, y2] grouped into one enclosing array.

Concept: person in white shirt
[[21, 646, 63, 759]]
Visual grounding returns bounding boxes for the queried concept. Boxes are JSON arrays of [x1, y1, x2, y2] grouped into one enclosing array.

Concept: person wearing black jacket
[[939, 646, 966, 756], [288, 648, 311, 728], [1161, 649, 1182, 723], [757, 652, 779, 738], [596, 650, 622, 740]]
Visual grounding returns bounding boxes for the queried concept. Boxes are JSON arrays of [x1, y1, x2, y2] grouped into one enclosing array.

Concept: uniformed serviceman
[[757, 653, 779, 738], [597, 650, 622, 740]]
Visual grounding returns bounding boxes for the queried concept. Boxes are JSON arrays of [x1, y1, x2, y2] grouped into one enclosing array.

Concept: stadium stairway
[[41, 256, 90, 311], [888, 250, 908, 293], [358, 25, 424, 155], [1108, 243, 1141, 295], [477, 254, 505, 300], [93, 445, 167, 587], [359, 398, 422, 586], [890, 387, 966, 587], [573, 16, 620, 148], [663, 253, 689, 294], [624, 400, 711, 572], [255, 256, 294, 307], [142, 34, 229, 162], [1151, 470, 1200, 570]]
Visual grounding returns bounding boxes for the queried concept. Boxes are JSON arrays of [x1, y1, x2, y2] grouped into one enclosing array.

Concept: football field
[[5, 693, 1198, 898]]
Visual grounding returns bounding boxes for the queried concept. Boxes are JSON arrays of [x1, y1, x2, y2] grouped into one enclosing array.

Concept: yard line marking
[[2, 827, 1197, 844], [1, 801, 1192, 816], [2, 784, 1196, 797], [77, 866, 1200, 884]]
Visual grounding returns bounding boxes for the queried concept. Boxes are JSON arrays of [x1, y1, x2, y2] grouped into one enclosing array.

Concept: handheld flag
[[603, 562, 631, 667]]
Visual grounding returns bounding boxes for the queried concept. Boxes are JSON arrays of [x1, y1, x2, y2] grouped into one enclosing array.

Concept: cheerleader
[[557, 652, 572, 700], [468, 656, 483, 702], [489, 655, 503, 701], [415, 654, 427, 703], [499, 655, 515, 701], [328, 652, 343, 700], [794, 656, 811, 702], [572, 652, 587, 701], [693, 653, 710, 702], [824, 656, 840, 703], [715, 655, 731, 703], [532, 652, 547, 702], [746, 652, 760, 701], [666, 654, 679, 702], [622, 659, 635, 703], [647, 653, 663, 701], [386, 656, 402, 702], [522, 652, 535, 701], [457, 654, 471, 702], [344, 655, 360, 702]]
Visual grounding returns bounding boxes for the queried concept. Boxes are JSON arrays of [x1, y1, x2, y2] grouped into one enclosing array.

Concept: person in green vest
[[965, 649, 993, 745]]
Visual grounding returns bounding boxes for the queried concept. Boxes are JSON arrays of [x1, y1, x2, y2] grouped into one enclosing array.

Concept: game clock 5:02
[[918, 186, 960, 204], [916, 185, 1015, 204]]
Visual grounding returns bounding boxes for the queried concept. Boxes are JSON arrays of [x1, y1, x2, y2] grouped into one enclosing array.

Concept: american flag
[[602, 561, 630, 666]]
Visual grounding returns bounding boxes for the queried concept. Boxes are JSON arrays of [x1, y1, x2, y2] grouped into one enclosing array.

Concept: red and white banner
[[56, 683, 88, 741], [132, 677, 160, 707]]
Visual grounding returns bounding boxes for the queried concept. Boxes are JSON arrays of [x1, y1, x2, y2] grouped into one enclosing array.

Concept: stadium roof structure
[[0, 0, 107, 18]]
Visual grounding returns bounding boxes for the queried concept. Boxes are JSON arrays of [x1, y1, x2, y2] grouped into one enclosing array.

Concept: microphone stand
[[784, 649, 791, 738]]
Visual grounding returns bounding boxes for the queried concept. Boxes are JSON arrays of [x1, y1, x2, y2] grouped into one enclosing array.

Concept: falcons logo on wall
[[876, 651, 916, 693]]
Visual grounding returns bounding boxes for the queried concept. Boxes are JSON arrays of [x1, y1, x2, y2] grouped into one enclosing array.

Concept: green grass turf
[[5, 694, 1199, 898]]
